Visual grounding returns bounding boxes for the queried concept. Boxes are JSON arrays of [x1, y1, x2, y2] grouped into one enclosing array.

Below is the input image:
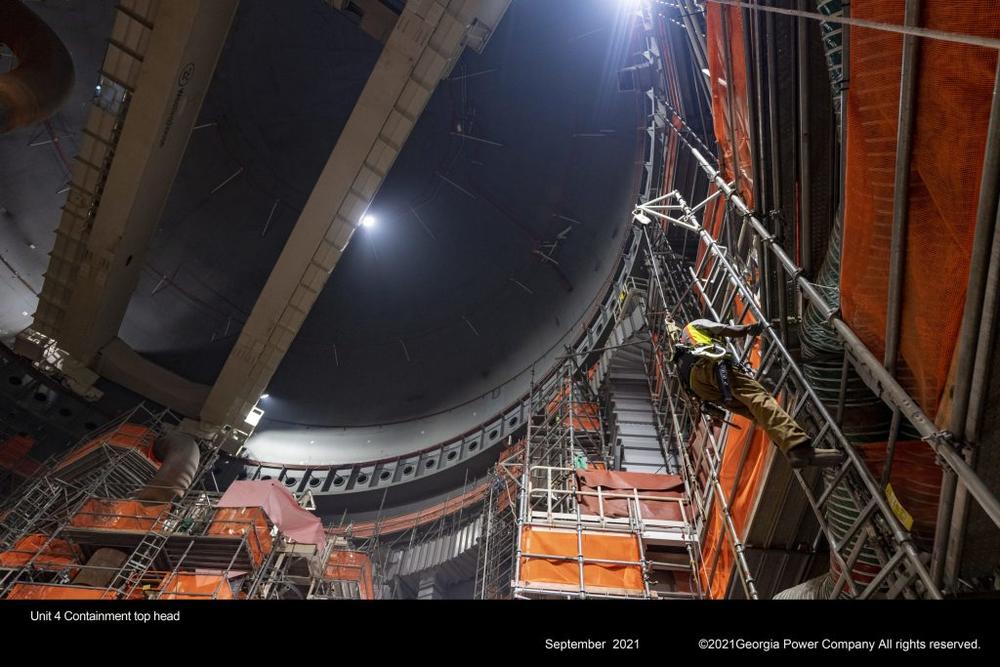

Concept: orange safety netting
[[157, 573, 234, 600], [55, 423, 160, 471], [0, 534, 79, 571], [69, 499, 170, 531], [857, 441, 942, 548], [518, 526, 645, 593], [5, 583, 106, 600], [840, 1, 1000, 422], [705, 2, 755, 204], [207, 507, 273, 567], [545, 369, 602, 431], [325, 550, 375, 599]]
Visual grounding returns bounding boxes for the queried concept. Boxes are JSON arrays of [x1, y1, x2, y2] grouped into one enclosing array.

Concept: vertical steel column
[[884, 0, 921, 376], [932, 57, 1000, 589], [881, 0, 921, 498], [741, 5, 762, 208], [719, 6, 743, 199], [797, 0, 812, 276], [765, 9, 788, 342]]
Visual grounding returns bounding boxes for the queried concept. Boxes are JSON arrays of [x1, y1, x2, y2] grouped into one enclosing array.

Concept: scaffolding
[[639, 186, 945, 598], [0, 406, 382, 600], [472, 301, 704, 599]]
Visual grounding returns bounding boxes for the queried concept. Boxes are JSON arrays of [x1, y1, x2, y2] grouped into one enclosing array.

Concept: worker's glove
[[742, 322, 765, 337], [702, 402, 727, 423]]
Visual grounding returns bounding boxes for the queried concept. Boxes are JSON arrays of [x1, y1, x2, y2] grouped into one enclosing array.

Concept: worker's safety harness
[[668, 320, 746, 425]]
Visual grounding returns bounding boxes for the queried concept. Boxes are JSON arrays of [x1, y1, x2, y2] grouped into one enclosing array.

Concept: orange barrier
[[840, 1, 1000, 422], [545, 374, 602, 432], [0, 534, 79, 571], [69, 499, 171, 531], [0, 433, 34, 467], [857, 441, 942, 549], [6, 583, 106, 600], [56, 423, 159, 471], [324, 550, 375, 599], [518, 526, 645, 594], [576, 469, 686, 521], [207, 507, 273, 567], [157, 573, 234, 600], [705, 2, 754, 204]]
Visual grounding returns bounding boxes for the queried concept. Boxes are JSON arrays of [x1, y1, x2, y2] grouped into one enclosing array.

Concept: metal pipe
[[884, 0, 922, 375], [719, 6, 742, 199], [797, 0, 812, 276], [967, 201, 1000, 441], [944, 149, 1000, 587], [950, 57, 1000, 442], [741, 5, 762, 207], [0, 0, 75, 133], [764, 9, 787, 343], [929, 58, 1000, 585]]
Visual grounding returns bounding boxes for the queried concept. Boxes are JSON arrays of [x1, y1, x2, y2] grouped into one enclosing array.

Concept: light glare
[[361, 214, 377, 229]]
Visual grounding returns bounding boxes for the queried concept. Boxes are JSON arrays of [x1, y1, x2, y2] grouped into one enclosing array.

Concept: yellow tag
[[885, 483, 914, 531]]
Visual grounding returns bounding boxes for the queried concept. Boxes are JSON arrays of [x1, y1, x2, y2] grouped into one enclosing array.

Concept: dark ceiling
[[120, 0, 642, 428], [1, 0, 643, 465]]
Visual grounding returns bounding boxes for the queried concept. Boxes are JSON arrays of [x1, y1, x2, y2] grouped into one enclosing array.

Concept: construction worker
[[672, 318, 845, 468]]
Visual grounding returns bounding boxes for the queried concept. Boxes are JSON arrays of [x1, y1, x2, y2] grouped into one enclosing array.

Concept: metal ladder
[[103, 530, 169, 599], [642, 189, 941, 599], [0, 477, 62, 551]]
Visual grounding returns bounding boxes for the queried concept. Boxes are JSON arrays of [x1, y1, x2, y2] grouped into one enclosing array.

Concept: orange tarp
[[325, 550, 375, 599], [207, 507, 273, 567], [0, 534, 79, 570], [858, 441, 941, 549], [0, 434, 34, 467], [576, 469, 685, 521], [69, 499, 170, 531], [55, 423, 159, 471], [841, 1, 1000, 422], [157, 573, 234, 600], [518, 526, 645, 592], [545, 368, 601, 431], [6, 583, 106, 600], [705, 2, 754, 205]]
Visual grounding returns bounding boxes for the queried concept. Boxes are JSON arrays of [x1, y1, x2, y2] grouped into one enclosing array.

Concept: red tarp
[[576, 469, 686, 521], [216, 480, 326, 552]]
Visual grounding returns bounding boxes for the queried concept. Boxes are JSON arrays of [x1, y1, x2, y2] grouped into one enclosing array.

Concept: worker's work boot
[[786, 442, 846, 469]]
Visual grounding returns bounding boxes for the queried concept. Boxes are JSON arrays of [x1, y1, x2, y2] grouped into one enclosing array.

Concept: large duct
[[0, 0, 75, 133], [134, 431, 200, 503], [71, 431, 200, 589]]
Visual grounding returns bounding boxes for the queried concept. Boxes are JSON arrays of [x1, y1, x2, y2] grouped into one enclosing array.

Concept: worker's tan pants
[[688, 357, 809, 453]]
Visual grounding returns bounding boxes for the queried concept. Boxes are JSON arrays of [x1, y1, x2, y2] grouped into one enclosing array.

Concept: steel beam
[[884, 0, 921, 375], [201, 0, 511, 430], [45, 1, 239, 364]]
